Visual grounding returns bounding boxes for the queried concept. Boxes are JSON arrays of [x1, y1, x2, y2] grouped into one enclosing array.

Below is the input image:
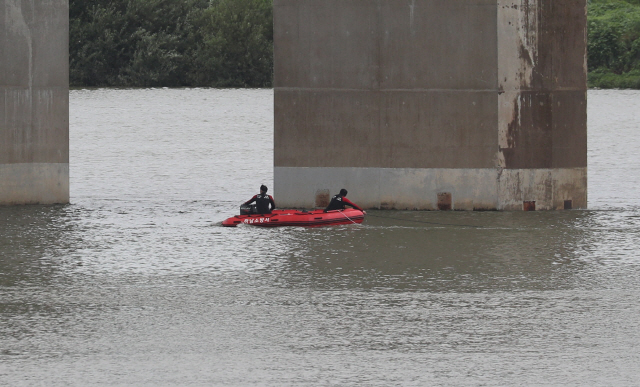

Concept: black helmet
[[339, 188, 347, 196], [260, 185, 268, 192]]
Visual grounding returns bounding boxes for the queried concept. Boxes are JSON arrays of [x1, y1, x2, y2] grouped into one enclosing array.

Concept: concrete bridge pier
[[273, 0, 587, 210], [1, 0, 69, 205]]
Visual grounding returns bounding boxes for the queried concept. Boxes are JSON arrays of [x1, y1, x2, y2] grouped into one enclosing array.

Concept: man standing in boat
[[324, 189, 364, 212], [244, 185, 276, 214]]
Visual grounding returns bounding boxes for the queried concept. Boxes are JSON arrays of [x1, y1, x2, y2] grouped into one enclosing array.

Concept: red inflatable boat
[[222, 208, 365, 227]]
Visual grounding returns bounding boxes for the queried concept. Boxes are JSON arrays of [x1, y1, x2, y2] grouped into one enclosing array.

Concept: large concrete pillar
[[1, 0, 69, 205], [274, 0, 587, 210]]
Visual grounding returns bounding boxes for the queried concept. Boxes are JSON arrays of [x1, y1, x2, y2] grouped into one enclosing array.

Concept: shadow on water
[[4, 203, 635, 294], [268, 209, 621, 293], [0, 204, 79, 288], [3, 202, 638, 296]]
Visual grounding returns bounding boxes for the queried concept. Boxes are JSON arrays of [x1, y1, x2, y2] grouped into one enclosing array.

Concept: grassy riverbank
[[588, 0, 640, 88], [70, 0, 273, 88]]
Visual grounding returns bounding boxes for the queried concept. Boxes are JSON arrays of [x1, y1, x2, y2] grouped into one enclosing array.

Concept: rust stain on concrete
[[315, 189, 330, 208], [501, 93, 552, 169], [437, 192, 452, 211]]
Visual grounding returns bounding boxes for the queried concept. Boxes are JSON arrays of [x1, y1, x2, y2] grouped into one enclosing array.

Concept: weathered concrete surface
[[276, 166, 586, 210], [275, 0, 498, 169], [0, 163, 69, 204], [1, 0, 69, 204], [274, 0, 587, 210], [497, 0, 587, 170]]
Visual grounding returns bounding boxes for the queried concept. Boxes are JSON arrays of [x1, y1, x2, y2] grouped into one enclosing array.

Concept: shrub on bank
[[588, 0, 640, 88], [69, 0, 273, 88], [588, 69, 640, 88]]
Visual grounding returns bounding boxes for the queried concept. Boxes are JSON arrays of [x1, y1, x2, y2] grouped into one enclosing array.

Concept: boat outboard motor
[[240, 204, 257, 215]]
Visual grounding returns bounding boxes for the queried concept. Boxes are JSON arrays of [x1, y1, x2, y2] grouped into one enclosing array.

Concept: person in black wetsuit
[[244, 185, 275, 214], [324, 189, 364, 212]]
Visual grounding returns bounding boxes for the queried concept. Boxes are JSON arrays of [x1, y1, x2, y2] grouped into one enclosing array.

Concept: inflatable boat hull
[[222, 208, 365, 227]]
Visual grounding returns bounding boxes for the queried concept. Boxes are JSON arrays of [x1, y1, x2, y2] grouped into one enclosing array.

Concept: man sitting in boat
[[324, 189, 364, 212], [244, 185, 276, 214]]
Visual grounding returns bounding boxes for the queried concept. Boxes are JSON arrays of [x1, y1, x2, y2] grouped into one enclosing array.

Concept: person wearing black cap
[[244, 185, 276, 214], [324, 189, 364, 212]]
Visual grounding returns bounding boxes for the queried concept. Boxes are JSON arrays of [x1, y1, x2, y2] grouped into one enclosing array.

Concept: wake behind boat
[[222, 208, 365, 227]]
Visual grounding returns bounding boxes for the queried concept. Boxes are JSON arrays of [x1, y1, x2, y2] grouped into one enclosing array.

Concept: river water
[[1, 89, 639, 386]]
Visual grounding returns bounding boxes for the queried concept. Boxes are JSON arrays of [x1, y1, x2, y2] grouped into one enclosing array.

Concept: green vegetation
[[588, 0, 640, 88], [69, 0, 640, 89], [69, 0, 273, 87]]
